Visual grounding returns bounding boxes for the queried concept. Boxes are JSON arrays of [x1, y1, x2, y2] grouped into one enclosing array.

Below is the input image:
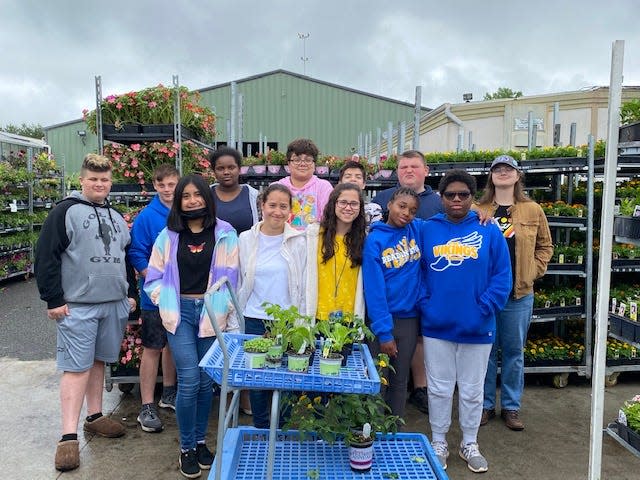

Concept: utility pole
[[298, 33, 310, 75]]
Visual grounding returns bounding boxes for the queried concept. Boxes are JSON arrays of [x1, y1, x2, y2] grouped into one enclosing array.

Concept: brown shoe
[[55, 440, 80, 471], [501, 409, 525, 430], [480, 408, 495, 426], [83, 415, 126, 438]]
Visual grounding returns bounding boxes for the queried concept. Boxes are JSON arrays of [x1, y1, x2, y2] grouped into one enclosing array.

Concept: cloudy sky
[[2, 0, 638, 128]]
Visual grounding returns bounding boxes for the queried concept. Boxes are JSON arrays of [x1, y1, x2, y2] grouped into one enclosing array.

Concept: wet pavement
[[2, 277, 639, 479]]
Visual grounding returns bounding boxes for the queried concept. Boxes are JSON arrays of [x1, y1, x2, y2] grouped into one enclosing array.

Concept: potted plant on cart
[[243, 337, 273, 369], [283, 353, 402, 472], [262, 303, 298, 367], [285, 322, 316, 373]]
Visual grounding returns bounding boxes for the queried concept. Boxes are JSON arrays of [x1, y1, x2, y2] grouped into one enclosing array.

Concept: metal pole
[[95, 76, 104, 155], [588, 39, 624, 480], [413, 86, 422, 149], [259, 133, 263, 155], [553, 102, 561, 146], [230, 82, 237, 150], [399, 122, 406, 153], [584, 135, 595, 381], [226, 119, 231, 147], [527, 111, 534, 151], [172, 75, 183, 176], [387, 122, 393, 157], [468, 131, 473, 151], [237, 93, 244, 153], [376, 127, 381, 162], [570, 123, 577, 147]]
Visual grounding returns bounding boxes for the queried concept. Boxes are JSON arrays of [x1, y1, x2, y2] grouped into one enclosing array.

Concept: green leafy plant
[[621, 395, 640, 433], [379, 154, 398, 170], [621, 99, 640, 125], [243, 337, 273, 353], [282, 353, 402, 444]]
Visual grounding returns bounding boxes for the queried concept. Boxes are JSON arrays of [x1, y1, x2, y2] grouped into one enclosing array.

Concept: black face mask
[[181, 208, 208, 220]]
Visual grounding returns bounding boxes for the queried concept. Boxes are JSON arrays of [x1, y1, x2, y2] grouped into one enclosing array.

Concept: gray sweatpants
[[423, 336, 492, 445]]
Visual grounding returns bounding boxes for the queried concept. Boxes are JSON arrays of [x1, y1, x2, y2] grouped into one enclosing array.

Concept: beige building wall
[[386, 87, 640, 154]]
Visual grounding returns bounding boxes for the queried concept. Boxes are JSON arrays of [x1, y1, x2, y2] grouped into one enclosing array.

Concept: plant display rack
[[199, 277, 448, 480], [211, 429, 447, 480], [0, 134, 63, 282]]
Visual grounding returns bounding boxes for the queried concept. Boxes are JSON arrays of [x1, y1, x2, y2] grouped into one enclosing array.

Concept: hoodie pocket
[[82, 274, 127, 301]]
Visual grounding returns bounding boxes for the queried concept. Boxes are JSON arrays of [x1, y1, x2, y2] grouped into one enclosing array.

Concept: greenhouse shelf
[[605, 423, 640, 459], [209, 429, 448, 480]]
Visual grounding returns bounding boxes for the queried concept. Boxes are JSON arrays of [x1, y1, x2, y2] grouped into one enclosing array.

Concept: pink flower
[[106, 95, 116, 104], [135, 338, 142, 345], [131, 144, 141, 151], [131, 159, 139, 168], [116, 102, 123, 110], [148, 101, 157, 108]]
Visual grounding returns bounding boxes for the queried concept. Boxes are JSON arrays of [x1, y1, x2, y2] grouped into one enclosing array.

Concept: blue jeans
[[166, 298, 215, 449], [245, 317, 270, 428], [483, 293, 534, 411]]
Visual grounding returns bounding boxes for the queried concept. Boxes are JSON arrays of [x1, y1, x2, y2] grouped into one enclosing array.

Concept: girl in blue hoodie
[[363, 187, 423, 419], [419, 170, 511, 474]]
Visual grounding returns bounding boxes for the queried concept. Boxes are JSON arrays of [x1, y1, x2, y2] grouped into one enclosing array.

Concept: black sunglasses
[[442, 191, 472, 200]]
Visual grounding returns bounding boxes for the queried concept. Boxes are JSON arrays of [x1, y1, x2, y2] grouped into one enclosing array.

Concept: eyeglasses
[[290, 155, 315, 165], [491, 165, 516, 173], [442, 191, 472, 200], [336, 200, 360, 209]]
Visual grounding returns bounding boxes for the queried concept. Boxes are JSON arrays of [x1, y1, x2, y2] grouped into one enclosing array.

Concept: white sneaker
[[431, 440, 449, 470], [459, 442, 488, 473]]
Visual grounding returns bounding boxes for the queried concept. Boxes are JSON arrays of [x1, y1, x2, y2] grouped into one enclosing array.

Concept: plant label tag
[[545, 300, 551, 308], [10, 200, 18, 213], [611, 298, 617, 313], [576, 297, 582, 306], [618, 409, 627, 426], [618, 303, 627, 316], [559, 254, 565, 264], [577, 255, 583, 264], [631, 347, 638, 359], [630, 302, 638, 321], [560, 297, 566, 307]]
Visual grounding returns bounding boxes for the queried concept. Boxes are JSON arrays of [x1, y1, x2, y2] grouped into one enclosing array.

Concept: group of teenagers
[[36, 138, 553, 477]]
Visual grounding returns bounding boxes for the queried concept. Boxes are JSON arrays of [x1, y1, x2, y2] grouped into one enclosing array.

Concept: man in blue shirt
[[128, 164, 179, 433], [372, 150, 442, 415]]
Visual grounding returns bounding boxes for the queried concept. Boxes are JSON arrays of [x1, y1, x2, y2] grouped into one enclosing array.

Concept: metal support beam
[[172, 75, 183, 175], [413, 86, 422, 149], [95, 76, 103, 154], [588, 39, 624, 480]]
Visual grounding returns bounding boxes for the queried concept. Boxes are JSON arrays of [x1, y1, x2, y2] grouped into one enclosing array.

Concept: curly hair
[[286, 138, 319, 162], [438, 169, 477, 196], [320, 183, 366, 267]]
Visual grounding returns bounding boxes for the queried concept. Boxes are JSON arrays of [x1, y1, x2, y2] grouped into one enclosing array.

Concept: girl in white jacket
[[237, 183, 307, 428]]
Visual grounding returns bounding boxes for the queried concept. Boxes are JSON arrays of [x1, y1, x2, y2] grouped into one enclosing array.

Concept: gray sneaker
[[459, 442, 488, 473], [431, 440, 449, 470], [159, 390, 176, 411], [137, 403, 163, 433]]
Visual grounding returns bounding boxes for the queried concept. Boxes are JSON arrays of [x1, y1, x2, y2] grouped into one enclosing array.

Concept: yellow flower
[[307, 403, 314, 410], [378, 360, 388, 368], [313, 396, 322, 404], [381, 377, 389, 386]]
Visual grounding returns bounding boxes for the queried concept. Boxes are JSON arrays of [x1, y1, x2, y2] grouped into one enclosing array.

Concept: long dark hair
[[167, 174, 217, 232], [320, 183, 366, 267], [477, 169, 530, 205]]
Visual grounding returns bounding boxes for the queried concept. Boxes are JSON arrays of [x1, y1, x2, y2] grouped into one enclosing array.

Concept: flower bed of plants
[[84, 85, 216, 142], [534, 286, 583, 309], [616, 394, 640, 452], [541, 201, 586, 217], [111, 322, 143, 374], [524, 334, 584, 364]]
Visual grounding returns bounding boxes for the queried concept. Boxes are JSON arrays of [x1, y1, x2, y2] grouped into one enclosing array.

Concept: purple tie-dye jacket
[[144, 219, 239, 336]]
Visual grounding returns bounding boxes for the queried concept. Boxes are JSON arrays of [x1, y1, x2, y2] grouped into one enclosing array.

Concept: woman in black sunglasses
[[417, 169, 512, 473]]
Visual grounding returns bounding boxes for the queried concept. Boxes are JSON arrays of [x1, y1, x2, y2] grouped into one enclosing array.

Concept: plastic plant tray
[[210, 428, 449, 480], [199, 334, 380, 394]]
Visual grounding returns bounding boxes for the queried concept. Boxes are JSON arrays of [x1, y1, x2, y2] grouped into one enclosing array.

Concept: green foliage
[[262, 303, 316, 353], [243, 337, 273, 353], [483, 87, 523, 100], [621, 99, 640, 125], [1, 123, 45, 139], [282, 354, 402, 444]]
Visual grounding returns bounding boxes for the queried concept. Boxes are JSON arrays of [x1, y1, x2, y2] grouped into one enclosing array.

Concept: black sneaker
[[409, 387, 429, 414], [196, 443, 214, 469], [179, 449, 201, 478]]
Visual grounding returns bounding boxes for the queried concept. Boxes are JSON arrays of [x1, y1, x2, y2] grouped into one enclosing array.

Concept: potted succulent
[[282, 354, 402, 471], [243, 337, 273, 369]]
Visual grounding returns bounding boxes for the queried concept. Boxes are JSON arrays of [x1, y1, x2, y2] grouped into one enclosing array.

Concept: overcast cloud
[[1, 0, 638, 128]]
